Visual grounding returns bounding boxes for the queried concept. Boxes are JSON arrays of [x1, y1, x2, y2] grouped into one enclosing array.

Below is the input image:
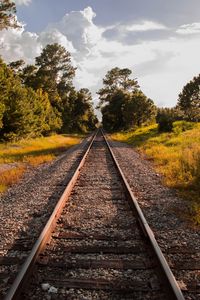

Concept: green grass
[[111, 122, 200, 225], [0, 134, 82, 193]]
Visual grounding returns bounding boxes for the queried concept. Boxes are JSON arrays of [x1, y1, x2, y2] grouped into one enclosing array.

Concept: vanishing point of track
[[5, 129, 184, 300]]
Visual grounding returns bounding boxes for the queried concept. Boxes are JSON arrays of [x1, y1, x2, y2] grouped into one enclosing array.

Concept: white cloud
[[102, 20, 170, 45], [14, 0, 32, 6], [0, 23, 40, 64], [126, 21, 167, 32], [38, 28, 75, 54], [45, 7, 103, 58], [0, 7, 200, 110], [176, 22, 200, 35]]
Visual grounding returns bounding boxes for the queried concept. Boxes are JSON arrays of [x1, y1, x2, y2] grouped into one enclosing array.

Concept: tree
[[0, 58, 8, 129], [35, 43, 76, 99], [98, 67, 139, 107], [123, 91, 157, 128], [23, 43, 77, 129], [177, 74, 200, 121], [101, 90, 127, 131], [0, 42, 97, 139], [33, 88, 62, 134], [98, 67, 139, 131], [20, 64, 38, 87], [8, 59, 25, 75], [0, 101, 5, 129], [0, 0, 19, 30], [74, 88, 97, 132], [62, 88, 97, 133], [0, 58, 61, 140], [156, 108, 179, 132], [98, 67, 156, 131], [20, 44, 97, 134]]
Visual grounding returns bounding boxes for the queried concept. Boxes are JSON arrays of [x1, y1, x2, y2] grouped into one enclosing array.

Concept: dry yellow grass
[[0, 134, 82, 193], [0, 166, 25, 193], [111, 122, 200, 224], [24, 154, 54, 166]]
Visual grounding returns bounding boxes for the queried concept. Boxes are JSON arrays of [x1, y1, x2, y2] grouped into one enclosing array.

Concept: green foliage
[[20, 43, 97, 134], [98, 67, 156, 132], [0, 58, 62, 140], [0, 43, 97, 141], [123, 90, 157, 128], [0, 102, 5, 129], [8, 59, 25, 75], [172, 121, 195, 135], [61, 88, 98, 133], [156, 108, 179, 132], [177, 74, 200, 121], [101, 90, 126, 131], [98, 67, 139, 107], [35, 43, 75, 106], [0, 0, 19, 30]]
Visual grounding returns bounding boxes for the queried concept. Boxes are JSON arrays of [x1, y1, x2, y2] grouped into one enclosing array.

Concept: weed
[[111, 122, 200, 224]]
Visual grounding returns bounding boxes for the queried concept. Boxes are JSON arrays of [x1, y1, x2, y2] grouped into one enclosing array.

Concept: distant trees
[[156, 74, 200, 132], [98, 67, 156, 131], [98, 67, 139, 105], [0, 0, 19, 30], [177, 74, 200, 122], [123, 90, 156, 128], [0, 58, 60, 140], [0, 43, 97, 141]]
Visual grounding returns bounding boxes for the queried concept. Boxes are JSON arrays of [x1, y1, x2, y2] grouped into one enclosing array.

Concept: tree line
[[0, 44, 98, 140], [98, 67, 200, 132], [0, 1, 98, 141]]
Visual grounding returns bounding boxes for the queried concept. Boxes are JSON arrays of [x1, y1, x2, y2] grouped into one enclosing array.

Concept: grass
[[0, 166, 25, 193], [111, 122, 200, 225], [0, 134, 82, 193]]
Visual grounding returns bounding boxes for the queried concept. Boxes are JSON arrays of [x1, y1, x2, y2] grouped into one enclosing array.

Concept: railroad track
[[4, 129, 185, 300]]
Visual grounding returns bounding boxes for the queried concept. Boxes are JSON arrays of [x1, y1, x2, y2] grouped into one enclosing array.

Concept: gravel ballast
[[109, 138, 200, 300], [0, 134, 199, 299], [0, 136, 91, 296]]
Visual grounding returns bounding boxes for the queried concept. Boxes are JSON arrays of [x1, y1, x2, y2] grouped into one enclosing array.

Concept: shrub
[[172, 121, 195, 135], [156, 108, 179, 132]]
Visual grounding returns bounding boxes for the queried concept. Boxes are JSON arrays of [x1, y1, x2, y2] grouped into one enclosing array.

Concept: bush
[[172, 121, 195, 135], [156, 108, 179, 132], [156, 112, 173, 132]]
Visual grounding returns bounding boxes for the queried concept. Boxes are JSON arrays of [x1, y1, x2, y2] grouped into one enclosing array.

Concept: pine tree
[[177, 74, 200, 121], [0, 0, 19, 30], [98, 67, 156, 131]]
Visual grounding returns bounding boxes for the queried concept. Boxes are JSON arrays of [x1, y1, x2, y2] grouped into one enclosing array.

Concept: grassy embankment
[[111, 121, 200, 224], [0, 134, 82, 193]]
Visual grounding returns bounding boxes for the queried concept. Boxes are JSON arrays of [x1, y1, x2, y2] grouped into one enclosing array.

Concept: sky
[[1, 0, 200, 110]]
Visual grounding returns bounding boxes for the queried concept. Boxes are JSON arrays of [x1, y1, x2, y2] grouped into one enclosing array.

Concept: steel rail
[[5, 131, 98, 300], [101, 129, 185, 300]]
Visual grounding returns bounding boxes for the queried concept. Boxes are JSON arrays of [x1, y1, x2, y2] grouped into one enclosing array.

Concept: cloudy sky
[[1, 0, 200, 109]]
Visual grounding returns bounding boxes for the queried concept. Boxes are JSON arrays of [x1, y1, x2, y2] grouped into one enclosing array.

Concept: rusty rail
[[5, 131, 98, 300], [101, 128, 185, 300]]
